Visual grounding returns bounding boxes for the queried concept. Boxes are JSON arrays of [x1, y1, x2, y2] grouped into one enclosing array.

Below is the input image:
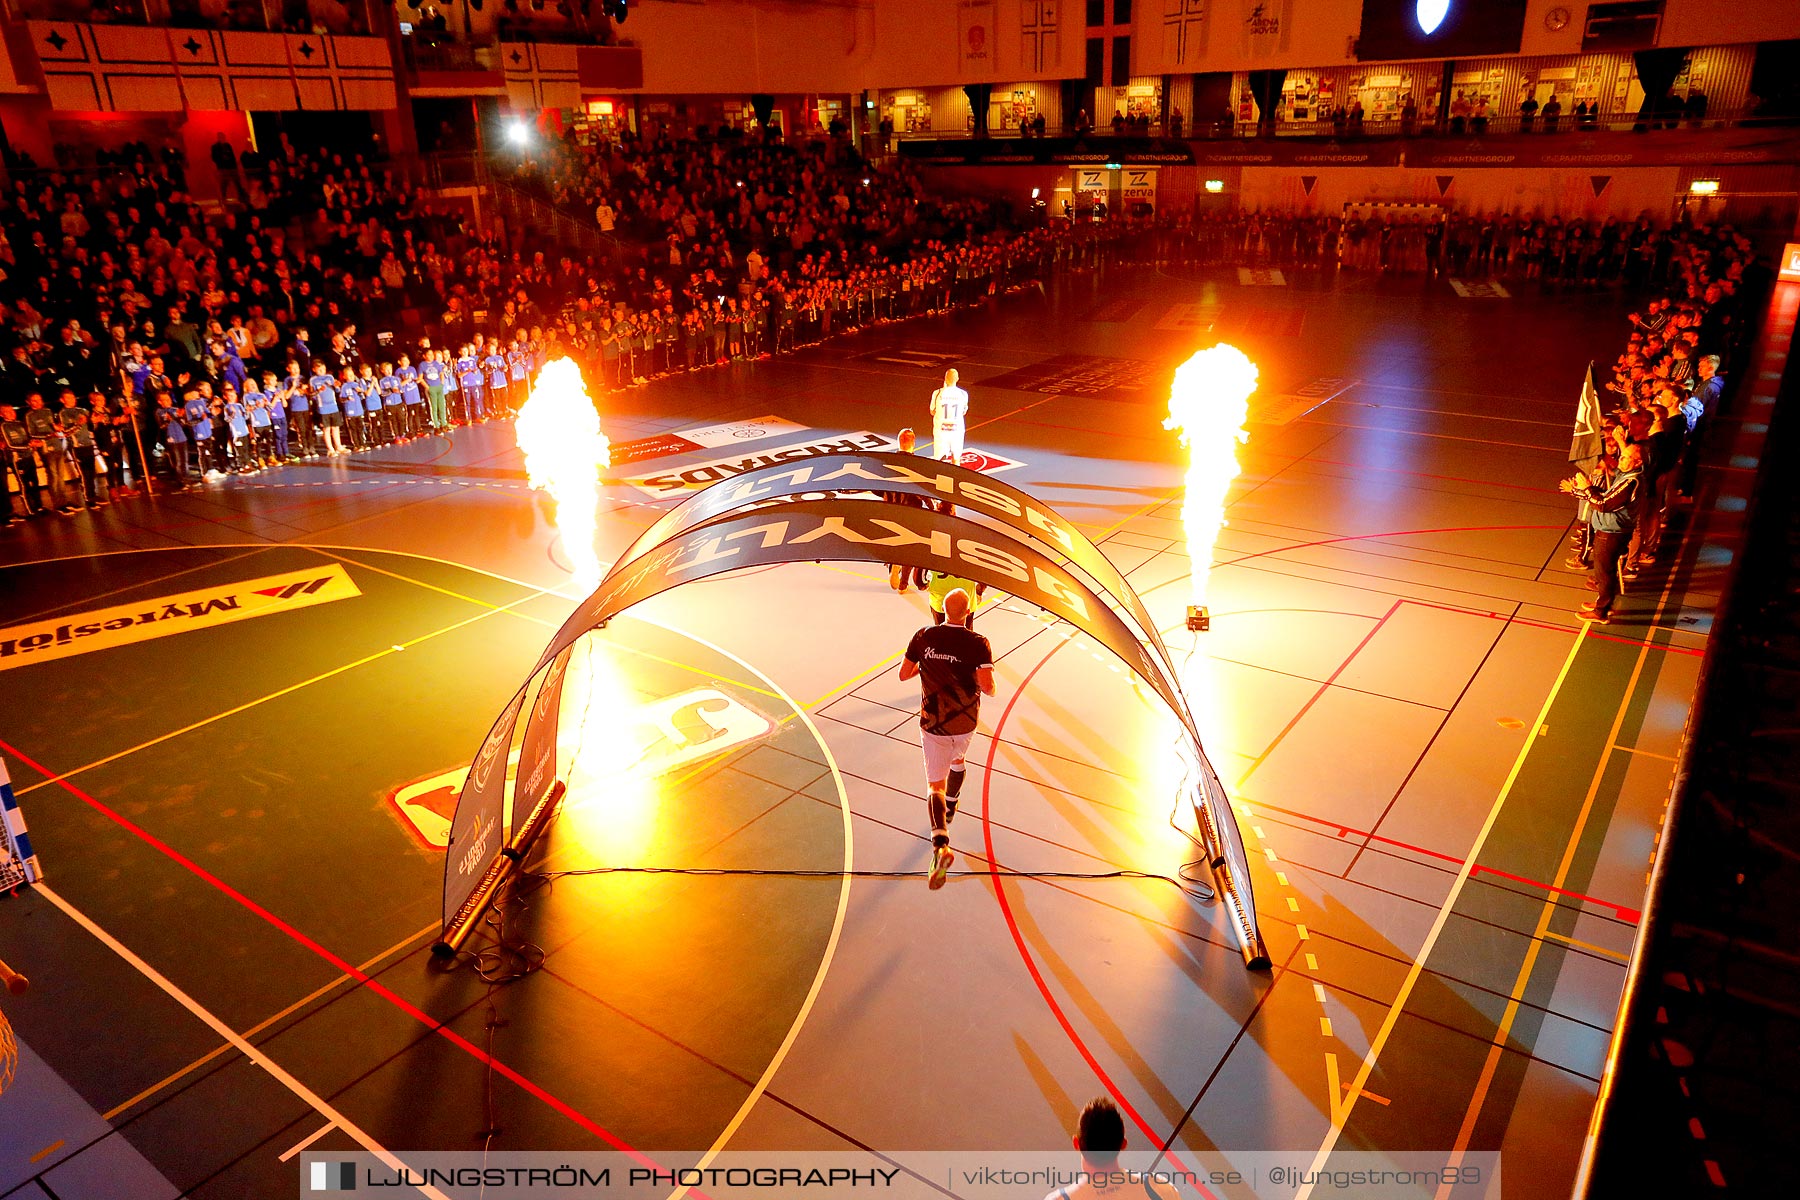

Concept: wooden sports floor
[[0, 263, 1787, 1199]]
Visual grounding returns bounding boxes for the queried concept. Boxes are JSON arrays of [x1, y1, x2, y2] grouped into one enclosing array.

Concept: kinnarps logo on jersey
[[0, 565, 360, 671]]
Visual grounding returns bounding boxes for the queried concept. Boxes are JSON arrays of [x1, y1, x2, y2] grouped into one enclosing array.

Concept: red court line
[[976, 644, 1215, 1196], [1238, 600, 1402, 785], [1215, 523, 1567, 569], [1209, 524, 1707, 657], [0, 737, 693, 1186], [1400, 596, 1706, 658], [1295, 457, 1564, 497], [1239, 798, 1642, 923]]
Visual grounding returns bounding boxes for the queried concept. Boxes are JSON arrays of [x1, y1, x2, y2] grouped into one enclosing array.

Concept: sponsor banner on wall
[[900, 139, 1404, 166], [1402, 127, 1800, 168], [958, 0, 995, 74], [1240, 0, 1289, 58], [1121, 166, 1158, 204], [0, 565, 359, 669]]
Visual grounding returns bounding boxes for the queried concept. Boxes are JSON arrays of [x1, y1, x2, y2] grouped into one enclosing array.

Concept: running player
[[929, 368, 969, 466], [898, 587, 995, 889]]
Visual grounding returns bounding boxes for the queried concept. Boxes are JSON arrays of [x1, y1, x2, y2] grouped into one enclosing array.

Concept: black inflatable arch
[[439, 457, 1269, 970]]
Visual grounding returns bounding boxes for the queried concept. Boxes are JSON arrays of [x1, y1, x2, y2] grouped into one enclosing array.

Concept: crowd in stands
[[0, 121, 1764, 535], [1557, 222, 1755, 623]]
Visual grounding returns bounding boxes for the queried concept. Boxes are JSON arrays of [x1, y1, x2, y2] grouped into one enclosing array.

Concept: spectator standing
[[1042, 1098, 1180, 1200]]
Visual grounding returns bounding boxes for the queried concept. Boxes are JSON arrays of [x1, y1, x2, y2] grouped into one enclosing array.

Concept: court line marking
[[973, 635, 1211, 1196], [1539, 929, 1630, 964], [647, 621, 856, 1196], [1611, 743, 1677, 762], [14, 582, 563, 798], [33, 882, 449, 1200], [7, 544, 847, 1191], [279, 1122, 336, 1163], [1292, 618, 1590, 1200], [101, 920, 439, 1122], [1435, 541, 1690, 1193]]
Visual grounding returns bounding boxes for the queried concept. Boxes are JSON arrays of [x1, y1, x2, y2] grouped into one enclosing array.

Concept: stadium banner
[[899, 137, 1402, 166], [610, 451, 1187, 695], [1403, 125, 1800, 168]]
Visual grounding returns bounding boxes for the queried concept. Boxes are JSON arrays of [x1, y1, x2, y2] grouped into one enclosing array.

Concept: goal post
[[0, 755, 42, 892]]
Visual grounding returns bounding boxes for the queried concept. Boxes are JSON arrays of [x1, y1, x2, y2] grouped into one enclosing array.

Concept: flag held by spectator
[[1569, 361, 1605, 466]]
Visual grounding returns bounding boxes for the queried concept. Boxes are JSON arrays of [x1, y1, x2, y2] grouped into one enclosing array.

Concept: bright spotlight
[[1205, 179, 1225, 193], [1030, 186, 1041, 198], [507, 121, 530, 146], [1689, 179, 1721, 196]]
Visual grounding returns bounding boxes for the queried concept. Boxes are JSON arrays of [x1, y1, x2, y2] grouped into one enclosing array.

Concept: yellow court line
[[101, 920, 439, 1121], [622, 617, 857, 1200], [318, 546, 781, 699], [1294, 617, 1591, 1200], [38, 883, 449, 1199], [1611, 743, 1678, 763], [1539, 928, 1631, 964], [16, 586, 561, 798], [1434, 643, 1660, 1196]]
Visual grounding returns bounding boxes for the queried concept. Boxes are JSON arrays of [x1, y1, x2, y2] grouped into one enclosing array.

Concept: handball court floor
[[0, 263, 1789, 1200]]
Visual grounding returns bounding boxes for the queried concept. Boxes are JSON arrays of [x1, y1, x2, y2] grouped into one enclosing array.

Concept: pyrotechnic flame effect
[[1162, 343, 1257, 609], [515, 357, 611, 592]]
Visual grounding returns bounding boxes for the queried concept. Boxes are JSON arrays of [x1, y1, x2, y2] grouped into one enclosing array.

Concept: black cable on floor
[[537, 864, 1220, 905]]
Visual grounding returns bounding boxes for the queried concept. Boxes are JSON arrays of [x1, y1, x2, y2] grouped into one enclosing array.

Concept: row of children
[[150, 336, 549, 482]]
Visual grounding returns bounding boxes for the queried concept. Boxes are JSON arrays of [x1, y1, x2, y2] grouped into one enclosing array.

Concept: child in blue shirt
[[222, 388, 252, 473], [246, 382, 273, 467], [379, 366, 407, 440], [264, 371, 290, 461], [484, 339, 510, 415], [309, 362, 344, 456], [284, 360, 314, 457], [400, 363, 425, 437], [421, 353, 448, 429], [339, 367, 367, 450], [458, 346, 485, 422], [182, 392, 217, 477]]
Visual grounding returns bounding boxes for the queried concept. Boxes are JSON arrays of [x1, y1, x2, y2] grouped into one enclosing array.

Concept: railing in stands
[[886, 107, 1795, 143]]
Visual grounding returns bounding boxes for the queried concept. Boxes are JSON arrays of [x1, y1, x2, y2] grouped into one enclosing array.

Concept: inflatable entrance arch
[[437, 454, 1270, 970]]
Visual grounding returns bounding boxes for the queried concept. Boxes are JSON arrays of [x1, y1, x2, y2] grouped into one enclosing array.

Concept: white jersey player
[[929, 368, 969, 466]]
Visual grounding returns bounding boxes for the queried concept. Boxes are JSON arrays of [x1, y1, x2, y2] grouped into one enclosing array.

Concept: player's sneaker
[[928, 845, 954, 891]]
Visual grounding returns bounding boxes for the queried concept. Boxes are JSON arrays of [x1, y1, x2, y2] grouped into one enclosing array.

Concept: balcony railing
[[4, 0, 372, 35], [886, 106, 1791, 144]]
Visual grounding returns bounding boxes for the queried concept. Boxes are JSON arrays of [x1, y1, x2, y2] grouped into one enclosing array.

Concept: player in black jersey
[[898, 588, 995, 889]]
